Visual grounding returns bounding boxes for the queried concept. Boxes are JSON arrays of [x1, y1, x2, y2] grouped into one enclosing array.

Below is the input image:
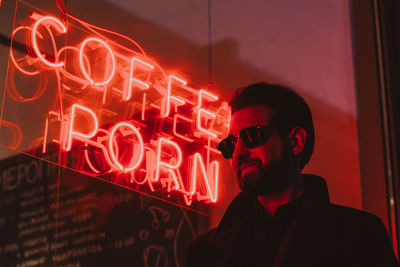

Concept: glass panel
[[0, 147, 60, 266], [55, 167, 208, 266], [0, 0, 232, 214], [0, 146, 215, 266]]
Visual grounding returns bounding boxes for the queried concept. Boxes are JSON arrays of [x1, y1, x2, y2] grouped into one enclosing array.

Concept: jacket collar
[[210, 174, 338, 266], [272, 174, 336, 266], [209, 192, 254, 266]]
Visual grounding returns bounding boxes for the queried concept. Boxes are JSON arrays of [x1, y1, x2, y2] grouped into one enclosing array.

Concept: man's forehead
[[229, 105, 274, 134]]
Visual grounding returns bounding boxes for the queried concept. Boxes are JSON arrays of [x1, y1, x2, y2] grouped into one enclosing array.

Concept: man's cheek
[[230, 160, 237, 173]]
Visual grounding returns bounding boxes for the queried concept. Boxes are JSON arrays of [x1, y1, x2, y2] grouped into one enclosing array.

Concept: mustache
[[236, 159, 260, 178], [237, 158, 260, 168]]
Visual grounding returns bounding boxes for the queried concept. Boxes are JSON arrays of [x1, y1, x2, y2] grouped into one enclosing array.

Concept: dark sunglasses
[[217, 125, 279, 159]]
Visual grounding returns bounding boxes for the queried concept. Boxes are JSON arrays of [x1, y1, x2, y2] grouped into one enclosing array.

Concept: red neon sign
[[32, 16, 67, 68], [4, 11, 230, 206], [63, 104, 99, 151], [108, 122, 144, 171], [123, 58, 154, 101], [79, 37, 116, 86]]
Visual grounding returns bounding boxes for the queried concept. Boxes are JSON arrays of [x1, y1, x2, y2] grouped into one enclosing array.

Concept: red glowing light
[[42, 111, 61, 154], [141, 93, 147, 120], [155, 138, 182, 187], [8, 57, 49, 103], [83, 129, 114, 174], [108, 122, 144, 171], [84, 150, 101, 174], [63, 104, 99, 151], [31, 16, 66, 68], [56, 46, 93, 86], [161, 75, 187, 118], [0, 120, 23, 149], [196, 90, 218, 138], [79, 37, 116, 86], [173, 115, 194, 142], [123, 58, 154, 101], [190, 153, 219, 202], [10, 26, 40, 76], [6, 10, 231, 206]]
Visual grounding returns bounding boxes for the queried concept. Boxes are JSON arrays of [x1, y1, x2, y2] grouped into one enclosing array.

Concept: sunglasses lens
[[217, 136, 236, 159], [240, 126, 264, 148], [217, 126, 275, 159]]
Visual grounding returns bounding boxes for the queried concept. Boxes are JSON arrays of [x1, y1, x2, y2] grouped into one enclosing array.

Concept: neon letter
[[11, 26, 39, 75], [155, 138, 182, 189], [84, 129, 114, 174], [79, 37, 116, 86], [63, 104, 98, 151], [108, 122, 144, 171], [0, 120, 23, 150], [123, 58, 154, 101], [190, 153, 219, 202], [161, 75, 187, 118], [196, 90, 218, 138], [173, 115, 194, 142], [32, 16, 66, 68]]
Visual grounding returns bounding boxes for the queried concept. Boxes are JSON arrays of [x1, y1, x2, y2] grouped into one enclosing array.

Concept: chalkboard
[[0, 152, 205, 267]]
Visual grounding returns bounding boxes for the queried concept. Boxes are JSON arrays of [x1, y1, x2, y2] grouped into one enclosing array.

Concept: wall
[[0, 0, 362, 220], [104, 0, 362, 216], [0, 1, 367, 265]]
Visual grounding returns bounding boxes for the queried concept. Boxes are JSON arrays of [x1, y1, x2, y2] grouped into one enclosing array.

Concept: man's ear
[[289, 127, 307, 155]]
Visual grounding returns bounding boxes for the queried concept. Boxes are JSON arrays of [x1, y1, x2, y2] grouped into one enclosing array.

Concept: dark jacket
[[186, 175, 399, 267]]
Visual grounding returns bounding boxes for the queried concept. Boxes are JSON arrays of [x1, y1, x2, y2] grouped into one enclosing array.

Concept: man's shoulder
[[329, 203, 384, 227], [186, 228, 219, 267], [328, 204, 399, 265], [328, 203, 391, 244]]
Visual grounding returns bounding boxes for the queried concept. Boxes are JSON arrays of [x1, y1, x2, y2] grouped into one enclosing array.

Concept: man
[[186, 82, 399, 267]]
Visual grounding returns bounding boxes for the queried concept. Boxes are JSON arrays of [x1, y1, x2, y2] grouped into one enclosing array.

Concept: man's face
[[229, 105, 294, 196]]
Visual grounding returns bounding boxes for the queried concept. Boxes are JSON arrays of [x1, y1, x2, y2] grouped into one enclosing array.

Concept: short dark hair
[[229, 82, 315, 169]]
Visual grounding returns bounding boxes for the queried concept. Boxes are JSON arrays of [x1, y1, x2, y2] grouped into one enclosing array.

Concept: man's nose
[[232, 138, 250, 160]]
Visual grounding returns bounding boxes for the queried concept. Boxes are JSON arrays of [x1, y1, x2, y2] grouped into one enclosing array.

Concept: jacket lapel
[[210, 194, 255, 267], [210, 175, 343, 267], [272, 175, 341, 267]]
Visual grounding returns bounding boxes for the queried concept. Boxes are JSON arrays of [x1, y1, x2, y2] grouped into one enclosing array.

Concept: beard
[[237, 155, 295, 197]]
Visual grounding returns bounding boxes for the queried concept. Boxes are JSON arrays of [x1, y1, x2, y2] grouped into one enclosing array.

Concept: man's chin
[[238, 173, 263, 196], [240, 185, 259, 197], [238, 171, 290, 197]]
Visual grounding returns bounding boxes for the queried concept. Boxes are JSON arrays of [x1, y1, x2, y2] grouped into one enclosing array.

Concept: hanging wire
[[56, 0, 67, 24], [207, 0, 213, 90]]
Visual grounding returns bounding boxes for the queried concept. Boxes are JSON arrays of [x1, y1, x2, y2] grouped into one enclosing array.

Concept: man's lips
[[238, 160, 259, 171]]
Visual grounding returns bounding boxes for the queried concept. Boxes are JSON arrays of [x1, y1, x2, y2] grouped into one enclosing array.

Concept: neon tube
[[31, 16, 66, 68], [108, 122, 144, 171], [79, 37, 116, 86]]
